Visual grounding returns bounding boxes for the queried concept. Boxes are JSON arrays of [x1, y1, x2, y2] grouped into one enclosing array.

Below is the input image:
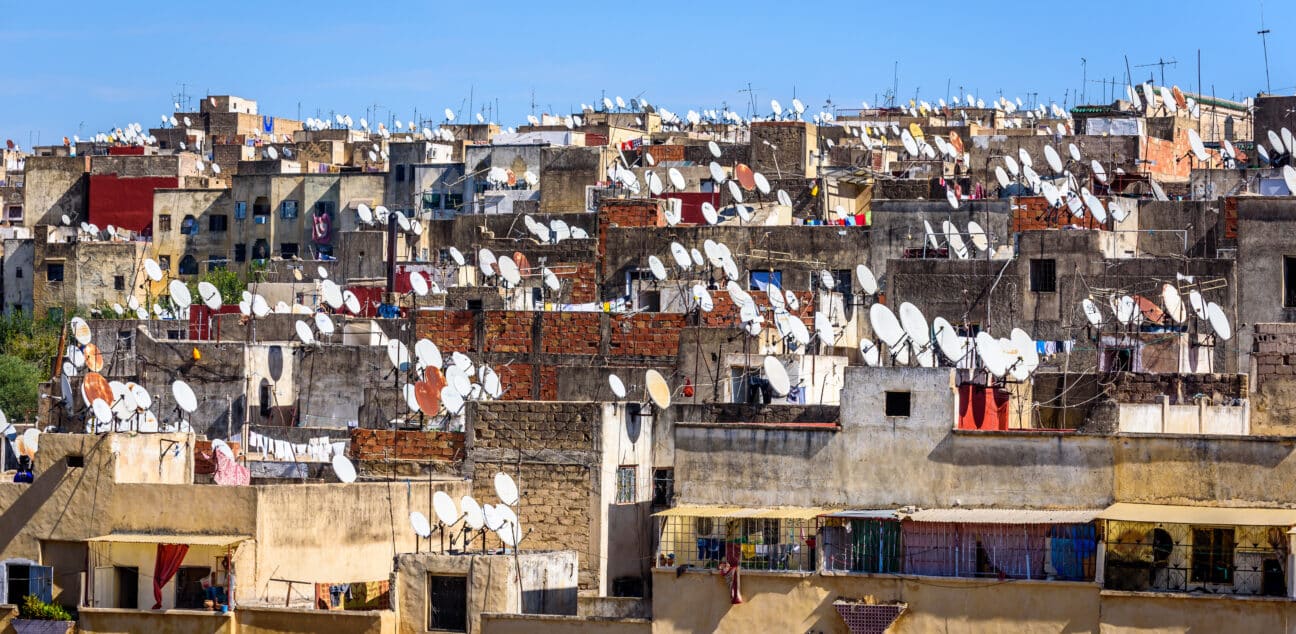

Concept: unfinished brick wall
[[566, 262, 600, 304], [598, 199, 663, 270], [609, 314, 686, 357], [699, 289, 814, 329], [350, 429, 464, 462], [1105, 372, 1247, 404], [1253, 323, 1296, 386], [470, 401, 601, 587], [483, 311, 533, 354], [540, 313, 601, 355], [415, 310, 475, 352], [1011, 196, 1106, 232]]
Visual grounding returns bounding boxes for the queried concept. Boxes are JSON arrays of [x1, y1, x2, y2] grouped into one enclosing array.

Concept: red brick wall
[[598, 199, 663, 272], [415, 310, 475, 351], [700, 290, 814, 329], [643, 144, 684, 163], [540, 313, 601, 354], [350, 428, 464, 461], [483, 311, 533, 353], [609, 313, 686, 356], [567, 262, 599, 304], [1010, 196, 1106, 233]]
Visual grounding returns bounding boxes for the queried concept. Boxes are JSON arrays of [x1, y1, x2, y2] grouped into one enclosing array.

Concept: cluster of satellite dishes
[[614, 140, 790, 226], [921, 219, 990, 260], [0, 409, 41, 463], [66, 317, 200, 433], [991, 142, 1141, 217], [410, 472, 526, 551], [1079, 279, 1232, 342], [606, 369, 673, 410], [864, 301, 1041, 382]]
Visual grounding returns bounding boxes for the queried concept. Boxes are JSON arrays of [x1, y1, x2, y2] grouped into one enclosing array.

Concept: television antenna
[[1135, 58, 1177, 87], [1258, 4, 1273, 94]]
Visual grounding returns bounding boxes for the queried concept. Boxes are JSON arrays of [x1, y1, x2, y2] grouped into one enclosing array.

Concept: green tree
[[0, 354, 44, 424], [187, 268, 246, 306]]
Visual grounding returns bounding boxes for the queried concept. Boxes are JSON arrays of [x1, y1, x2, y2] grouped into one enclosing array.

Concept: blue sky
[[1, 0, 1292, 147]]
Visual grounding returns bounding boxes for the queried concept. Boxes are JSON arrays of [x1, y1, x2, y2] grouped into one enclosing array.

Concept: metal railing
[[658, 515, 818, 572]]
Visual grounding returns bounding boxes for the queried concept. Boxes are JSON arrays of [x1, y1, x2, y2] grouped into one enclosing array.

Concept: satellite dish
[[727, 180, 743, 203], [387, 340, 411, 372], [763, 356, 790, 397], [92, 399, 113, 425], [295, 320, 315, 345], [461, 496, 485, 530], [415, 339, 443, 369], [701, 202, 719, 225], [1150, 179, 1168, 202], [608, 374, 626, 399], [410, 511, 432, 538], [1188, 129, 1209, 162], [670, 242, 691, 270], [854, 264, 878, 295], [975, 332, 1009, 378], [320, 280, 344, 309], [1188, 290, 1206, 319], [1082, 298, 1103, 325], [1068, 143, 1082, 162], [497, 256, 521, 287], [129, 383, 152, 410], [1115, 295, 1137, 324], [494, 472, 520, 506], [667, 167, 686, 190], [448, 246, 465, 266], [994, 166, 1010, 188], [931, 317, 962, 364], [707, 141, 722, 158], [331, 455, 357, 483], [966, 221, 988, 252], [410, 271, 429, 296], [196, 281, 221, 310], [1008, 328, 1039, 380], [708, 161, 726, 184], [1044, 145, 1063, 173], [542, 267, 560, 291], [1091, 160, 1108, 185], [1162, 283, 1186, 323], [1284, 166, 1296, 196], [171, 379, 198, 414], [869, 304, 907, 362], [357, 204, 374, 225], [144, 258, 163, 282], [645, 370, 671, 409], [434, 490, 460, 525], [1206, 302, 1232, 340], [1004, 154, 1020, 176], [342, 291, 362, 314], [647, 255, 667, 281], [168, 280, 192, 309], [70, 317, 92, 345]]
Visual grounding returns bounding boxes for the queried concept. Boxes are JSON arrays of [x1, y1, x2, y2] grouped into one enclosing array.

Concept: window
[[113, 275, 125, 291], [652, 468, 674, 507], [234, 243, 247, 263], [113, 567, 139, 608], [427, 575, 467, 632], [234, 201, 247, 220], [395, 164, 406, 182], [178, 255, 198, 275], [615, 466, 637, 504], [45, 262, 64, 281], [280, 243, 299, 259], [65, 455, 84, 468], [252, 239, 270, 262], [14, 268, 21, 279], [208, 214, 228, 232], [158, 214, 172, 232], [4, 563, 52, 604], [180, 215, 198, 236], [749, 270, 783, 292], [253, 197, 271, 223], [207, 256, 228, 272], [280, 199, 299, 220], [4, 206, 20, 222], [1029, 258, 1056, 293], [885, 391, 911, 417], [158, 255, 170, 271], [174, 567, 212, 609], [1285, 256, 1296, 307], [1191, 528, 1234, 585], [314, 200, 336, 217]]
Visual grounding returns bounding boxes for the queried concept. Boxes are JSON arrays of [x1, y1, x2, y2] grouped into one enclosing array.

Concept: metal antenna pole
[[1258, 28, 1273, 94]]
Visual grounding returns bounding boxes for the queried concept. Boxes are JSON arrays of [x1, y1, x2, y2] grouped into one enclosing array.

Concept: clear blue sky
[[1, 0, 1292, 147]]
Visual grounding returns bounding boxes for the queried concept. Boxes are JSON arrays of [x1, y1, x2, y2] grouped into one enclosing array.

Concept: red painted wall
[[89, 174, 178, 232], [957, 383, 1011, 431]]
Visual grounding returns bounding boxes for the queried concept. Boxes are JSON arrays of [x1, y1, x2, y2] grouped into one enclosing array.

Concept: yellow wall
[[237, 606, 393, 634], [78, 608, 234, 634], [1099, 591, 1296, 633], [482, 614, 651, 634]]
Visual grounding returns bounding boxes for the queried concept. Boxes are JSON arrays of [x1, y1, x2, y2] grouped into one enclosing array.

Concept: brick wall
[[349, 428, 464, 461], [484, 312, 533, 354], [567, 262, 599, 304], [609, 314, 686, 357], [415, 310, 475, 351], [540, 313, 601, 355], [1011, 196, 1107, 233], [598, 199, 663, 269], [699, 289, 814, 329], [1253, 323, 1296, 386], [1105, 372, 1247, 404]]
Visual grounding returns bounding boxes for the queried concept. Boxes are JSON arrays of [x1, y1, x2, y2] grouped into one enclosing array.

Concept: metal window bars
[[657, 514, 818, 572]]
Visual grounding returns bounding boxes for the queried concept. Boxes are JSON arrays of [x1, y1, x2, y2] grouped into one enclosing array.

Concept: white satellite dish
[[701, 202, 718, 225], [1284, 166, 1296, 196], [648, 255, 667, 281], [1044, 145, 1063, 173], [931, 317, 962, 364], [168, 280, 192, 309], [434, 490, 459, 525], [869, 304, 907, 363], [1082, 298, 1103, 325], [1206, 302, 1232, 340], [899, 302, 934, 367], [1189, 290, 1206, 318], [763, 356, 790, 397], [1187, 129, 1208, 162], [409, 271, 429, 296], [314, 312, 334, 335], [670, 242, 691, 270], [410, 511, 432, 538], [448, 247, 465, 266], [975, 332, 1009, 378], [856, 264, 878, 295], [668, 167, 686, 190], [172, 380, 198, 413], [1161, 283, 1186, 323], [144, 258, 163, 282], [494, 472, 520, 506], [708, 141, 722, 158], [967, 221, 988, 251], [331, 455, 357, 483], [461, 496, 485, 530], [1115, 295, 1137, 324], [295, 320, 315, 345], [708, 161, 726, 184], [608, 374, 626, 399]]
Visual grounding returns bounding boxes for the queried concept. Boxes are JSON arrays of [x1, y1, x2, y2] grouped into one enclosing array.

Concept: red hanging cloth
[[152, 543, 190, 609]]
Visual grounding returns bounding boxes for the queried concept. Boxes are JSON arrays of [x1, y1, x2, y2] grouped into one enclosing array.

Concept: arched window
[[178, 255, 198, 275]]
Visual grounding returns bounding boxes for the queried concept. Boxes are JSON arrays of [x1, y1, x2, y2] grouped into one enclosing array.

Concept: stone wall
[[349, 428, 465, 462]]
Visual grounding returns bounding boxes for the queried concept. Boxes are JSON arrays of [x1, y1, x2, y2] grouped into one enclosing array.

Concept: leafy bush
[[0, 355, 44, 424], [19, 595, 72, 620]]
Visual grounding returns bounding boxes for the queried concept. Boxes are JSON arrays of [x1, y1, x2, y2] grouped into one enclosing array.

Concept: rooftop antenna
[[1135, 57, 1178, 87], [738, 82, 759, 119], [1258, 3, 1273, 94]]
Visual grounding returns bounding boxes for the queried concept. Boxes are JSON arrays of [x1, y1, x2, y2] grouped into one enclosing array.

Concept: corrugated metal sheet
[[821, 509, 900, 519], [87, 532, 252, 545], [653, 505, 827, 519], [1098, 503, 1296, 526], [902, 508, 1100, 524]]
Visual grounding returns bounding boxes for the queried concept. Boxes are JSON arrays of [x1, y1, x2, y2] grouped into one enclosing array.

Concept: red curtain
[[152, 544, 190, 609]]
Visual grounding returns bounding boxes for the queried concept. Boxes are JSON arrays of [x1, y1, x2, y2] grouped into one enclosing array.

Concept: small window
[[180, 215, 199, 236], [46, 262, 64, 282], [1029, 258, 1056, 293], [5, 206, 21, 222], [652, 468, 674, 507], [1191, 527, 1234, 585], [885, 391, 911, 417], [615, 465, 637, 504], [427, 575, 467, 632], [395, 164, 406, 182], [234, 243, 247, 262], [280, 200, 299, 220], [208, 215, 228, 232], [113, 275, 125, 291], [1285, 256, 1296, 308], [158, 214, 172, 232], [14, 268, 21, 279], [234, 201, 247, 220], [749, 270, 783, 293], [178, 255, 198, 275], [65, 455, 84, 468], [207, 256, 228, 272], [280, 243, 299, 259], [158, 255, 171, 271]]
